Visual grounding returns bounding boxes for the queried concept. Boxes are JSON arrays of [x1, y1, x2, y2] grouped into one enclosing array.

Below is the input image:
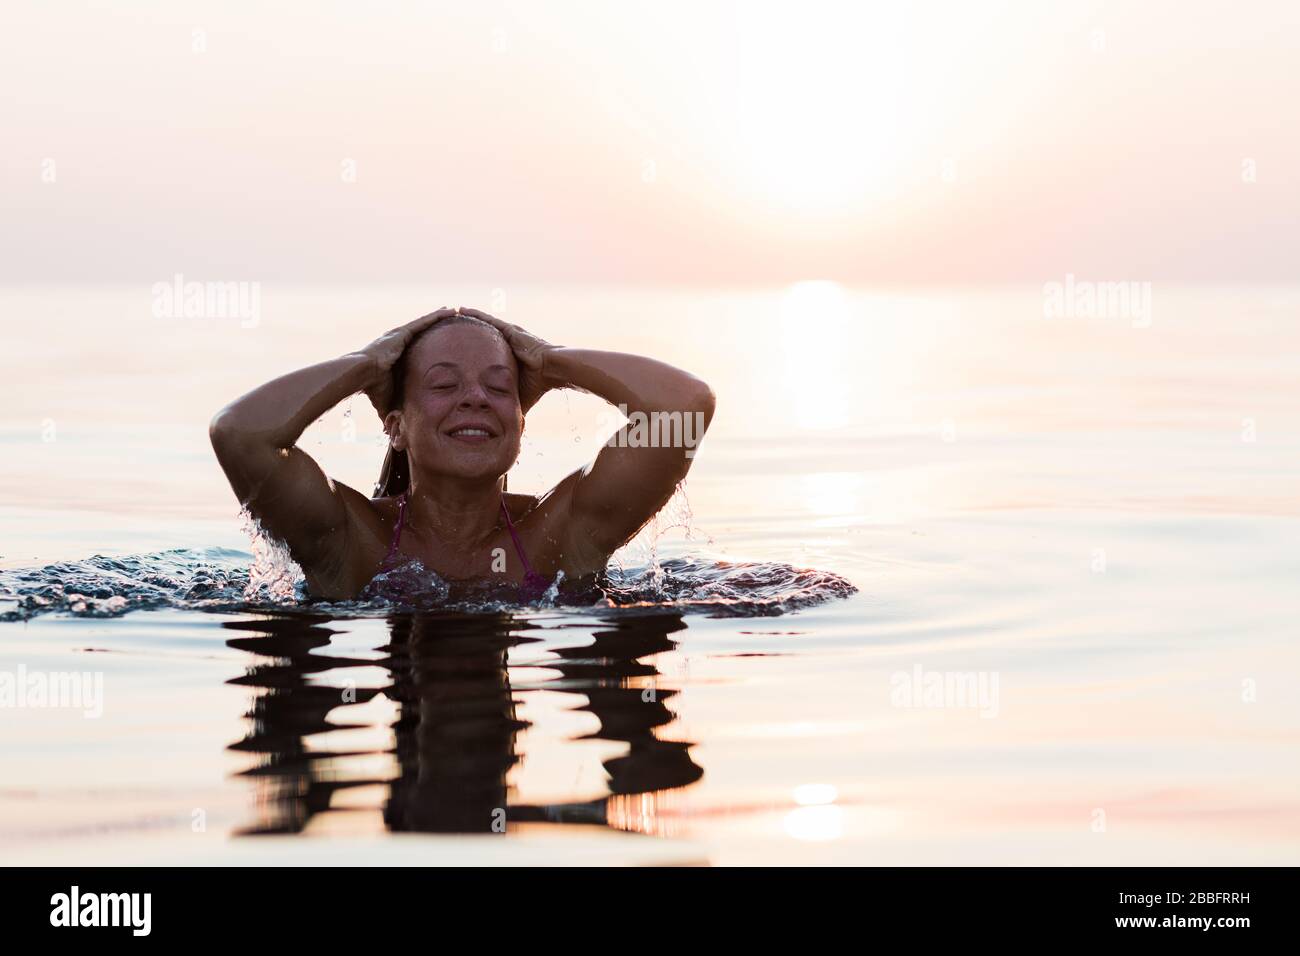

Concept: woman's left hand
[[459, 308, 558, 412]]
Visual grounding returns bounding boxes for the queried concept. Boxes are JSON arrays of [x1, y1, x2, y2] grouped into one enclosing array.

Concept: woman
[[209, 307, 715, 602]]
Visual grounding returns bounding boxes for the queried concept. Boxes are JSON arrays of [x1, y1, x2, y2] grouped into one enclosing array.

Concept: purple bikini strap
[[386, 492, 535, 581], [499, 498, 537, 579]]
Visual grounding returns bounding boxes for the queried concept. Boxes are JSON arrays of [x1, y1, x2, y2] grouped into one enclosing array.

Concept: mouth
[[444, 423, 499, 444]]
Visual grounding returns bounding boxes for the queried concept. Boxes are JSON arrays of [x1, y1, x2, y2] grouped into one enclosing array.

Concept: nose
[[457, 380, 491, 408]]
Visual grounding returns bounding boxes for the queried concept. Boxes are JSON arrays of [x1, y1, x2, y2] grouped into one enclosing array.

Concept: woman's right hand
[[360, 307, 460, 416]]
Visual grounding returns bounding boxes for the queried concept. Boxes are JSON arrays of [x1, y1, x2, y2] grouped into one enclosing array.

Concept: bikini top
[[379, 492, 551, 601]]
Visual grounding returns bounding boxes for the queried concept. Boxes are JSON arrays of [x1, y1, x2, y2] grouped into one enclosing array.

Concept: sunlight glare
[[794, 783, 839, 806], [777, 280, 855, 430], [783, 805, 844, 841], [735, 3, 912, 214]]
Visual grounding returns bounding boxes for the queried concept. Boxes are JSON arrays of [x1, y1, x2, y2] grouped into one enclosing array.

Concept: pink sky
[[1, 0, 1296, 284]]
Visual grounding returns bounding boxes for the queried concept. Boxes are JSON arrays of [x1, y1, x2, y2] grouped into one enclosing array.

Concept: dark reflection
[[382, 613, 528, 833], [225, 614, 388, 834], [225, 608, 703, 836]]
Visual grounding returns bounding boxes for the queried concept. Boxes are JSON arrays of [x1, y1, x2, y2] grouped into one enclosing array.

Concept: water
[[0, 547, 856, 619], [2, 283, 1298, 865]]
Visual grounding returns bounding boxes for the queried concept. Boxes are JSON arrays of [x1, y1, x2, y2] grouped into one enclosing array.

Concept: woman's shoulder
[[364, 491, 403, 514], [331, 483, 398, 545], [510, 477, 615, 575], [503, 490, 542, 519], [289, 482, 394, 598], [358, 491, 407, 543]]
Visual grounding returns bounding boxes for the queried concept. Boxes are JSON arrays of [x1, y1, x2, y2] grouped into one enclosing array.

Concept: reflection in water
[[383, 612, 528, 834], [226, 610, 703, 837]]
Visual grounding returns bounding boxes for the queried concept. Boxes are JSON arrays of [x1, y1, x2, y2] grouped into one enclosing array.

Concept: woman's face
[[389, 321, 523, 483]]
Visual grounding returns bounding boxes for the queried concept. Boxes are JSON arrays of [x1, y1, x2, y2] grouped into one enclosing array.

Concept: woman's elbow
[[209, 405, 259, 458], [208, 407, 235, 449], [689, 380, 717, 428]]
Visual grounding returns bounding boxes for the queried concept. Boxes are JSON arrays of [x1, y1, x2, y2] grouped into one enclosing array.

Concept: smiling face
[[386, 319, 523, 484]]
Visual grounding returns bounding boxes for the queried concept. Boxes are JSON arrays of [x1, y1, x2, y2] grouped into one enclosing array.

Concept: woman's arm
[[547, 347, 716, 550], [462, 310, 716, 555], [209, 309, 455, 567]]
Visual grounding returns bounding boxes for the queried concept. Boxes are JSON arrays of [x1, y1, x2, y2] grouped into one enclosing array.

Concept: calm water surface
[[2, 283, 1298, 864]]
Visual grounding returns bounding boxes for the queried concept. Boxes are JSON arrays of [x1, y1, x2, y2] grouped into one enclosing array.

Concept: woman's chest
[[385, 530, 538, 585]]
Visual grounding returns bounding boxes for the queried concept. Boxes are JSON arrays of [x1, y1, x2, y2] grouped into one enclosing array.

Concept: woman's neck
[[403, 473, 505, 549]]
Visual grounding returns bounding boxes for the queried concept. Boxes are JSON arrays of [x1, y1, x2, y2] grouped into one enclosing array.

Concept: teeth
[[453, 428, 490, 437]]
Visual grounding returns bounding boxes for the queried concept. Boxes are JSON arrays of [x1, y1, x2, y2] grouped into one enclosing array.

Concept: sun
[[732, 4, 913, 215]]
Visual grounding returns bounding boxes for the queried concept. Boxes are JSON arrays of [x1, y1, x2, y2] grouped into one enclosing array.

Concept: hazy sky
[[2, 0, 1296, 284]]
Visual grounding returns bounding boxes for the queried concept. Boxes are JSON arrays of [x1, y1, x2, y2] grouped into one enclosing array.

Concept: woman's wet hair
[[389, 314, 509, 412]]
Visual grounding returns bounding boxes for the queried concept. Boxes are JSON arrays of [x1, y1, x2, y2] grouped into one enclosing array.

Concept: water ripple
[[0, 549, 856, 621]]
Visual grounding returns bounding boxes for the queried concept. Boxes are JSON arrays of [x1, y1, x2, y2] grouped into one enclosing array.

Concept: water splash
[[2, 477, 852, 621], [540, 569, 566, 606], [0, 550, 855, 621], [601, 557, 857, 616], [611, 481, 707, 587], [358, 559, 451, 608], [0, 549, 257, 620], [239, 508, 303, 604]]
